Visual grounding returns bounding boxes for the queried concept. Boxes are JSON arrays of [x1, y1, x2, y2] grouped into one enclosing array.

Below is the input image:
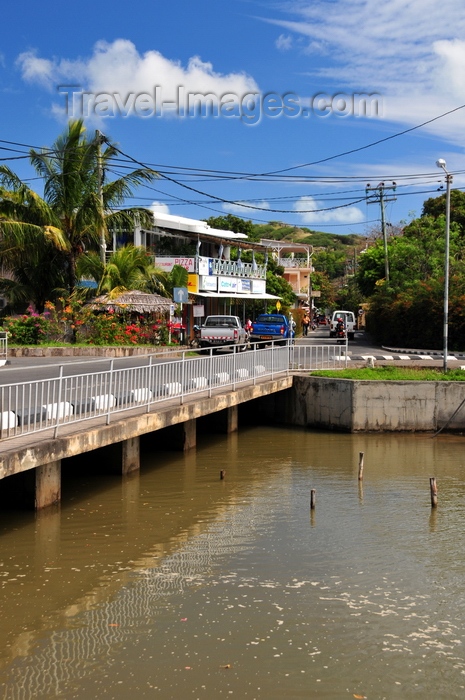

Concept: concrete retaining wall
[[7, 345, 178, 358], [288, 376, 465, 432]]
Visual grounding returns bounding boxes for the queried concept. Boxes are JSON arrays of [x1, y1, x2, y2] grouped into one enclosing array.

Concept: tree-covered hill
[[205, 214, 364, 249]]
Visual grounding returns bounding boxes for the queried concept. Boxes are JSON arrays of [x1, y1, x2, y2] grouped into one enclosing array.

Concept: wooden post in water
[[430, 477, 438, 507], [358, 452, 364, 481], [310, 489, 316, 509], [220, 470, 226, 480]]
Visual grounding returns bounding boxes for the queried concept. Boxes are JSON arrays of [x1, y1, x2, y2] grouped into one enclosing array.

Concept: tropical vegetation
[[0, 119, 157, 310], [355, 190, 465, 349]]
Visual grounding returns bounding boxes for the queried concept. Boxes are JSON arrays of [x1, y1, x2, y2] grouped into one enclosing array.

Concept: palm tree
[[0, 119, 157, 307], [76, 244, 163, 297], [0, 168, 68, 311]]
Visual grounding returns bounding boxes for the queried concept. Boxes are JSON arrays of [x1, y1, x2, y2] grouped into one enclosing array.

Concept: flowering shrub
[[2, 312, 50, 345], [0, 300, 178, 346]]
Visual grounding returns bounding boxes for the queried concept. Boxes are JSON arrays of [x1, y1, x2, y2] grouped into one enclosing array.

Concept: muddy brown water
[[1, 426, 465, 699]]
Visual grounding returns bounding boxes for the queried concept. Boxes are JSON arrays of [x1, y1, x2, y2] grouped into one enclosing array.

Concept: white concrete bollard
[[131, 388, 152, 402], [189, 377, 209, 390], [162, 382, 183, 396], [213, 372, 230, 385], [235, 368, 249, 379], [0, 411, 17, 429], [43, 402, 74, 420], [92, 394, 116, 411]]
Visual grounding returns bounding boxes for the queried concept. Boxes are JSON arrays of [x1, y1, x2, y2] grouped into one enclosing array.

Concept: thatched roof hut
[[87, 291, 173, 314]]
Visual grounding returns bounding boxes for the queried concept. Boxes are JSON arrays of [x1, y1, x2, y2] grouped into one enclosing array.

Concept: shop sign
[[199, 275, 218, 291], [198, 256, 212, 276], [251, 279, 266, 294], [188, 274, 199, 293], [155, 256, 195, 272], [218, 277, 238, 292]]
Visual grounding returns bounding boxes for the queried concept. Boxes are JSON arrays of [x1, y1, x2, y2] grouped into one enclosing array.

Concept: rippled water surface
[[1, 427, 465, 699]]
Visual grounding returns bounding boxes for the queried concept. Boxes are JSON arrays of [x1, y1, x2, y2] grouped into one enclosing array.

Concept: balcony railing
[[278, 257, 311, 269], [210, 259, 266, 279]]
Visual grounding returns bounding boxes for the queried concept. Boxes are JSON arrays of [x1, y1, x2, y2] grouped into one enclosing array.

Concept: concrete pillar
[[35, 460, 61, 510], [122, 436, 140, 475], [182, 419, 197, 451], [165, 418, 197, 451], [225, 405, 238, 434], [205, 406, 238, 434]]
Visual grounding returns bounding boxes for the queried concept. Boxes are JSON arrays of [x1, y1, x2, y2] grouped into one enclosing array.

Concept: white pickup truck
[[329, 310, 356, 340], [198, 315, 248, 351]]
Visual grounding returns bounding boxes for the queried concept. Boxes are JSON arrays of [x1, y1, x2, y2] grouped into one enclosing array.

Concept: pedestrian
[[302, 313, 310, 337]]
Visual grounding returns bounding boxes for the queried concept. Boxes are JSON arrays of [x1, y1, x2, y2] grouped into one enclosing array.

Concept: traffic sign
[[276, 300, 281, 311], [173, 287, 188, 303]]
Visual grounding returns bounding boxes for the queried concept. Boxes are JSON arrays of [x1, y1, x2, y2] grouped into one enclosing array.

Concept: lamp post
[[436, 159, 453, 373]]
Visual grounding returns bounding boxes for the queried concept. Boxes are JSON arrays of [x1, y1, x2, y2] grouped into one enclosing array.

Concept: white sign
[[251, 279, 266, 294], [198, 256, 212, 276], [199, 275, 218, 291], [193, 305, 204, 317], [239, 278, 251, 293], [218, 277, 238, 292], [155, 256, 195, 272]]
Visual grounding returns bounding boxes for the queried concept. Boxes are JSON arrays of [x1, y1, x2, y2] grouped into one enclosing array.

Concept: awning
[[193, 292, 281, 300]]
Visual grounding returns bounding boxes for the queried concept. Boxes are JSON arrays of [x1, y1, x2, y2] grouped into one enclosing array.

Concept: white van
[[329, 310, 356, 340]]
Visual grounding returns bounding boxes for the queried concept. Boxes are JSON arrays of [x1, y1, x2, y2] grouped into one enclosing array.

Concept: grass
[[310, 366, 465, 381]]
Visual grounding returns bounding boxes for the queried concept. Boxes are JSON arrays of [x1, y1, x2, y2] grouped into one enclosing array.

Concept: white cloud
[[149, 201, 170, 215], [17, 51, 57, 89], [222, 200, 270, 214], [294, 196, 364, 224], [276, 34, 293, 51], [17, 39, 259, 112], [264, 0, 465, 144]]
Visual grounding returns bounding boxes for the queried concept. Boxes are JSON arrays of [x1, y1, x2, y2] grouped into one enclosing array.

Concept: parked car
[[249, 314, 295, 346], [329, 310, 356, 340], [198, 315, 248, 351]]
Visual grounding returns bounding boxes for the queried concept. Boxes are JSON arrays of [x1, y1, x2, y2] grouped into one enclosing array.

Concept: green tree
[[0, 170, 68, 311], [310, 271, 336, 309], [312, 249, 347, 279], [76, 245, 161, 297], [205, 214, 256, 239], [422, 189, 465, 232], [0, 119, 157, 304], [356, 190, 465, 348]]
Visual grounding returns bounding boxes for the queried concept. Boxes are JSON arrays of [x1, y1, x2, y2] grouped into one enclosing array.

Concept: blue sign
[[173, 287, 188, 303]]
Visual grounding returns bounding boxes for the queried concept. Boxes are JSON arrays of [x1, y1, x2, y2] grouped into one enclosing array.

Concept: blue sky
[[1, 0, 465, 236]]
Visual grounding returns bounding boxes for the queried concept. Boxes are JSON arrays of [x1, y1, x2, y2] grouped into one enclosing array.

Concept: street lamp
[[436, 159, 453, 373]]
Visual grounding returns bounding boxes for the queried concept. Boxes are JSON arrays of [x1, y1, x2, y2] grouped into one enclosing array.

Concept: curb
[[382, 346, 465, 358]]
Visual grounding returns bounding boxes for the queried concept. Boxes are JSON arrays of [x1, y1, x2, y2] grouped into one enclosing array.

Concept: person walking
[[302, 313, 310, 337]]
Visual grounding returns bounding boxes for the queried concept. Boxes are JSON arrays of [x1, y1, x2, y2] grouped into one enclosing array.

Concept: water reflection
[[1, 428, 465, 699]]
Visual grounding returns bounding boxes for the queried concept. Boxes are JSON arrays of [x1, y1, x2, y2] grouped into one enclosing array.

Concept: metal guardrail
[[289, 343, 347, 371], [0, 343, 345, 441], [0, 332, 7, 366]]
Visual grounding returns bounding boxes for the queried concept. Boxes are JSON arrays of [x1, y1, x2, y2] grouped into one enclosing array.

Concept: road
[[298, 328, 393, 357]]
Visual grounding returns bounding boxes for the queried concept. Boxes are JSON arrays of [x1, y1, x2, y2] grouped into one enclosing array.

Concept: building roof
[[148, 212, 266, 251]]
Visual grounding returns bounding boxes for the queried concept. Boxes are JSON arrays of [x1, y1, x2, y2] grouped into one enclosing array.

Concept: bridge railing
[[0, 342, 345, 441], [289, 343, 347, 371], [0, 332, 7, 366]]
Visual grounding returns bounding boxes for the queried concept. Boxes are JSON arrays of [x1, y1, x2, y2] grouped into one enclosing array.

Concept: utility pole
[[436, 159, 453, 373], [95, 130, 106, 264], [365, 182, 397, 283]]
